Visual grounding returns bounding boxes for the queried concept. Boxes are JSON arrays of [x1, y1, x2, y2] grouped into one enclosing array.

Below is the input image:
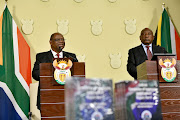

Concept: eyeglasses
[[51, 38, 65, 42]]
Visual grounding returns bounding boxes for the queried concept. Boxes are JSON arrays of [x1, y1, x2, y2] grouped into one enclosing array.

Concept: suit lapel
[[62, 51, 65, 58], [63, 51, 69, 58], [152, 44, 158, 54], [47, 50, 54, 63], [138, 45, 147, 59]]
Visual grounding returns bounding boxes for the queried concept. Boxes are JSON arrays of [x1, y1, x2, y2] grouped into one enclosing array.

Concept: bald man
[[32, 32, 78, 109], [127, 28, 167, 79]]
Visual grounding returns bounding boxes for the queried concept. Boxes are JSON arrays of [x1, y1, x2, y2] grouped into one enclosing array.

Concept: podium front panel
[[40, 62, 85, 120]]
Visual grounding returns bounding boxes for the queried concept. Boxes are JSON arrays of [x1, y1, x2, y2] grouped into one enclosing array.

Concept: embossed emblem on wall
[[21, 19, 34, 35], [57, 20, 69, 35], [108, 0, 117, 3], [41, 0, 49, 2], [74, 0, 84, 3], [124, 19, 136, 35], [109, 53, 121, 69], [90, 20, 103, 36], [77, 55, 86, 62]]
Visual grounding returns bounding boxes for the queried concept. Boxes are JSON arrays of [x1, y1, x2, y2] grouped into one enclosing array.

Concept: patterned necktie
[[146, 46, 152, 60]]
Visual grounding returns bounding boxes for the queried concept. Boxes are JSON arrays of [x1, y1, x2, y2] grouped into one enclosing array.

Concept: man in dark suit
[[127, 28, 167, 79], [32, 32, 78, 109]]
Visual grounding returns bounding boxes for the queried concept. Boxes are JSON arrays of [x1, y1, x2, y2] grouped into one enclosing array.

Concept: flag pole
[[4, 0, 8, 9], [162, 3, 165, 9]]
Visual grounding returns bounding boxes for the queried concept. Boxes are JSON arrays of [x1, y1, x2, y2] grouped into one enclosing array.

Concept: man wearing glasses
[[32, 32, 78, 109]]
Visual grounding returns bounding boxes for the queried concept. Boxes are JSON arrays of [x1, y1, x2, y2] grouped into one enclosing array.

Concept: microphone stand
[[28, 112, 32, 120]]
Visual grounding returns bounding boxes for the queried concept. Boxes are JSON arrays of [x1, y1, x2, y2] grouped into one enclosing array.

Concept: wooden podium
[[137, 56, 180, 120], [39, 62, 85, 120]]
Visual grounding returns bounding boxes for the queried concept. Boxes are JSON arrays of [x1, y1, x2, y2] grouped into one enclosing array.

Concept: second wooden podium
[[137, 56, 180, 120]]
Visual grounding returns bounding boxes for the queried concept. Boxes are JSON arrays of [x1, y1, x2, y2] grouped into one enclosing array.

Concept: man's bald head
[[49, 32, 65, 53], [50, 32, 63, 41], [140, 28, 154, 45]]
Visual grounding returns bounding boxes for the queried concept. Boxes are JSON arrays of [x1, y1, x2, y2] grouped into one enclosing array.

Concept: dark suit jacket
[[32, 50, 78, 81], [32, 50, 78, 109], [127, 44, 167, 79]]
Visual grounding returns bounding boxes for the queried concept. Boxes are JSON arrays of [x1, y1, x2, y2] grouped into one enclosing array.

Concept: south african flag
[[0, 6, 32, 120]]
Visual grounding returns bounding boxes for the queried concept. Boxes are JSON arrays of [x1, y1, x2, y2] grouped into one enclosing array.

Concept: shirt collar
[[141, 43, 152, 48], [51, 49, 63, 58]]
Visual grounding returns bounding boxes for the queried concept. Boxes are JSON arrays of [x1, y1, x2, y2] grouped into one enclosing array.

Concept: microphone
[[63, 52, 78, 62], [59, 46, 62, 52]]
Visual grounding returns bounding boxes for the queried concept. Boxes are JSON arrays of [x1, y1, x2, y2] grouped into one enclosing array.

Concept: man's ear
[[49, 40, 52, 45]]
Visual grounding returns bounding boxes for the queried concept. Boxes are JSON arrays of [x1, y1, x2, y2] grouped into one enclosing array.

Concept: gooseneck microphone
[[59, 46, 62, 52], [63, 52, 78, 62], [58, 46, 78, 62]]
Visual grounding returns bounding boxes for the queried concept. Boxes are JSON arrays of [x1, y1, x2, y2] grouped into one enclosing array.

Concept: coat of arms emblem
[[159, 58, 177, 82], [53, 59, 72, 85]]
